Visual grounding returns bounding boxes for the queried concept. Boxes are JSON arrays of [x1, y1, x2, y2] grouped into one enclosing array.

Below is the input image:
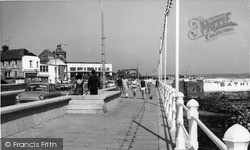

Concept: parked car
[[16, 83, 62, 103]]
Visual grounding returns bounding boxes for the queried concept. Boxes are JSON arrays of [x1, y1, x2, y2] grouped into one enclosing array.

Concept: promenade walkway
[[8, 87, 175, 150]]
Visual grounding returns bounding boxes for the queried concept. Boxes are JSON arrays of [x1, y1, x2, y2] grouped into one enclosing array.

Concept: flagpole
[[159, 37, 163, 81], [164, 12, 168, 84], [160, 37, 163, 81], [101, 0, 106, 89], [175, 0, 179, 95]]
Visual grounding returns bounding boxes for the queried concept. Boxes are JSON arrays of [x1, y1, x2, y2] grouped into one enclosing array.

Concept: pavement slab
[[7, 87, 174, 150]]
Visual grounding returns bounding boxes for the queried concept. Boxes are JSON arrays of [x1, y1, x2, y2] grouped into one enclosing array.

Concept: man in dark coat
[[88, 70, 100, 95]]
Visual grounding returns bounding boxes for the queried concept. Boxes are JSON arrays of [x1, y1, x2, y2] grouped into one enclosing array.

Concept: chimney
[[2, 45, 9, 53]]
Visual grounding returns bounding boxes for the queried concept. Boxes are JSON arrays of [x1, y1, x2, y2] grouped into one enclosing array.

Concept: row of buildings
[[1, 45, 112, 84]]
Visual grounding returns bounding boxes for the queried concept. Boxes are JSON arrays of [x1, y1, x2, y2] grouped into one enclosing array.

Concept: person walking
[[122, 76, 129, 98], [155, 78, 159, 88], [73, 74, 84, 95], [147, 77, 152, 94], [116, 76, 123, 93], [140, 77, 147, 100], [88, 70, 100, 95], [131, 77, 138, 99]]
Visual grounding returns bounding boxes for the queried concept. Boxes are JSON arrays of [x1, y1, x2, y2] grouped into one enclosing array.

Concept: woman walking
[[131, 77, 138, 99], [122, 76, 129, 98]]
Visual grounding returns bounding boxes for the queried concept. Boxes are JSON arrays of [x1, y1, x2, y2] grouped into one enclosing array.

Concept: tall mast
[[101, 0, 106, 88]]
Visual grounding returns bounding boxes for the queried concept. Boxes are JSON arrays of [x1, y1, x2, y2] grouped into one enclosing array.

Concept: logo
[[188, 12, 237, 41]]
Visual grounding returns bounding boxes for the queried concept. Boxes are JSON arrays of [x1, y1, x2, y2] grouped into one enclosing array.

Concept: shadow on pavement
[[158, 89, 176, 150]]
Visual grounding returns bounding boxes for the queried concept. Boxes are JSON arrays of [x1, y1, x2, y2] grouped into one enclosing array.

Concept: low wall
[[1, 96, 71, 138], [67, 90, 121, 114], [1, 87, 121, 137], [1, 83, 27, 92]]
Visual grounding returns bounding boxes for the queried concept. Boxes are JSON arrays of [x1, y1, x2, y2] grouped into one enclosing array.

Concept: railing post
[[171, 90, 176, 132], [175, 92, 185, 150], [223, 124, 250, 150], [165, 88, 169, 114], [167, 90, 174, 124], [187, 99, 199, 150]]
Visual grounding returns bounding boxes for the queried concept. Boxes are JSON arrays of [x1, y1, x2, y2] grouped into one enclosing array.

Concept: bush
[[199, 98, 250, 132]]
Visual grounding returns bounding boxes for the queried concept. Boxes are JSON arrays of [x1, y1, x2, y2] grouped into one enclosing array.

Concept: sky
[[1, 0, 250, 75]]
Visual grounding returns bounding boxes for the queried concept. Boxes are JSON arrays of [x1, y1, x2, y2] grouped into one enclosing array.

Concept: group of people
[[117, 76, 154, 100], [71, 70, 158, 99], [72, 70, 100, 95]]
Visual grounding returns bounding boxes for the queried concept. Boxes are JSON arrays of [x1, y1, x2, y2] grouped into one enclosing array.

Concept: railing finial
[[223, 124, 250, 150]]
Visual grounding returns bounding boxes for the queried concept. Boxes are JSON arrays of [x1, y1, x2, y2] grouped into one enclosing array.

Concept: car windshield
[[25, 84, 48, 92]]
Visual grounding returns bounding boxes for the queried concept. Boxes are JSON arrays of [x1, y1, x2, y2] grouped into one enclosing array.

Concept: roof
[[39, 49, 67, 64], [38, 49, 54, 58], [1, 49, 36, 61]]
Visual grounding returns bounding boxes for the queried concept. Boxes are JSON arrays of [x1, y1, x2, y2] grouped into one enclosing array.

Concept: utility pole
[[101, 0, 106, 89]]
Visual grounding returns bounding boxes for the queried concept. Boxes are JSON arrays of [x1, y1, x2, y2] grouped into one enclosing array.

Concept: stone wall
[[1, 96, 71, 137], [1, 83, 27, 92]]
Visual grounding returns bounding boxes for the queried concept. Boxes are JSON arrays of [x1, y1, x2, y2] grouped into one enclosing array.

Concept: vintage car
[[16, 83, 62, 103]]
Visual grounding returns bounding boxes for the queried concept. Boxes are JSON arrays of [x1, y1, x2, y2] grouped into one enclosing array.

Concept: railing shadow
[[158, 93, 176, 150], [132, 120, 175, 149], [131, 94, 175, 149]]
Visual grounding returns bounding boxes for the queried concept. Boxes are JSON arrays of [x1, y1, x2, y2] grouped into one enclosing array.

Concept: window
[[17, 60, 21, 67], [40, 66, 48, 72], [37, 61, 38, 68], [87, 67, 94, 71], [70, 67, 76, 71], [15, 71, 17, 76], [106, 67, 110, 71], [11, 61, 15, 67], [4, 61, 9, 67], [30, 60, 33, 68], [77, 67, 83, 71]]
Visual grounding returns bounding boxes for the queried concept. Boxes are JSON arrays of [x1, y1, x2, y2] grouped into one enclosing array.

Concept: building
[[67, 62, 112, 80], [1, 46, 40, 83], [117, 69, 140, 78], [38, 45, 67, 84]]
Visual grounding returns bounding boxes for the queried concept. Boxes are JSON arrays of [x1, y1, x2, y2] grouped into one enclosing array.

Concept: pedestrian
[[73, 74, 84, 95], [147, 77, 152, 94], [88, 70, 100, 95], [131, 77, 138, 99], [83, 80, 89, 95], [140, 77, 146, 100], [122, 76, 129, 98], [155, 78, 159, 88], [116, 76, 123, 93]]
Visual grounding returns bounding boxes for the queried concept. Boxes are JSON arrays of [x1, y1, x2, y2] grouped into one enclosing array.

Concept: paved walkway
[[8, 87, 175, 150]]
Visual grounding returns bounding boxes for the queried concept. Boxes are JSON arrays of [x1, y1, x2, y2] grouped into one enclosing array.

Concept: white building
[[67, 62, 112, 80], [22, 55, 40, 77], [203, 78, 250, 92], [38, 49, 67, 84], [1, 46, 40, 83]]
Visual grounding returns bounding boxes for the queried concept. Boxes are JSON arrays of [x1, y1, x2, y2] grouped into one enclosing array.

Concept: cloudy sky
[[1, 0, 250, 75]]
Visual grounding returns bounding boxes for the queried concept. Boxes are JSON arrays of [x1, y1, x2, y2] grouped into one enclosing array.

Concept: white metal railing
[[159, 81, 250, 150]]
